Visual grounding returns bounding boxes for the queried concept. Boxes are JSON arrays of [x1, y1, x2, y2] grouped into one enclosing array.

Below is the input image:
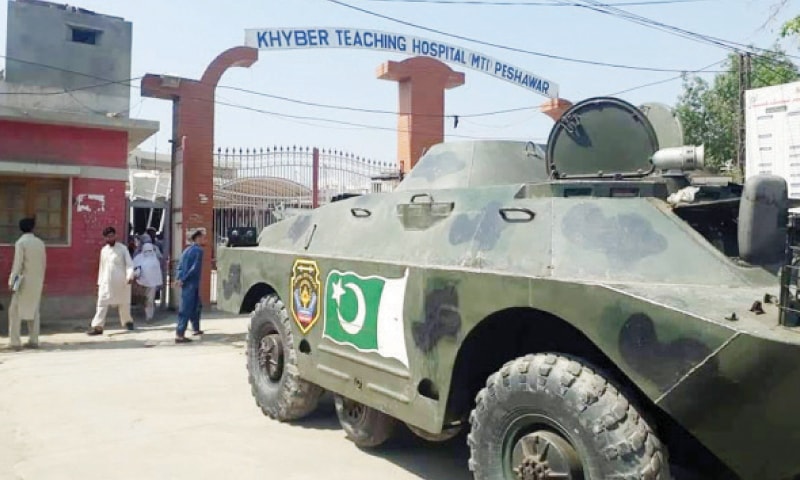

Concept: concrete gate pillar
[[540, 98, 573, 122], [378, 57, 465, 173], [141, 46, 258, 307]]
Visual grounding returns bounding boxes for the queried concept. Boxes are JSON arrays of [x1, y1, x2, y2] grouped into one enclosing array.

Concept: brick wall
[[176, 95, 215, 304], [0, 120, 129, 326], [44, 177, 128, 296]]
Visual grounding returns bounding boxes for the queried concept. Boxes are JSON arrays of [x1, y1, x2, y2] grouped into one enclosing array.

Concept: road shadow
[[284, 392, 471, 478], [198, 332, 246, 346], [291, 393, 341, 431], [370, 428, 472, 480], [286, 392, 471, 478]]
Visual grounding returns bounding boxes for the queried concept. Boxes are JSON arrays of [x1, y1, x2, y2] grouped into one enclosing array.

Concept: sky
[[1, 0, 798, 163]]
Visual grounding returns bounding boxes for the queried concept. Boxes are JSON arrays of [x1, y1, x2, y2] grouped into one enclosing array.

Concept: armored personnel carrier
[[217, 97, 800, 479]]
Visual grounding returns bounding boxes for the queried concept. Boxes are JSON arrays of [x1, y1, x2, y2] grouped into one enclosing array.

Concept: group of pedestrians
[[87, 226, 164, 334], [6, 218, 208, 349]]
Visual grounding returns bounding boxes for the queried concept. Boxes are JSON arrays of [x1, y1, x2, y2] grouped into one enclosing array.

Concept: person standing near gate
[[133, 242, 163, 323], [88, 226, 135, 335], [174, 229, 206, 343], [7, 218, 46, 350]]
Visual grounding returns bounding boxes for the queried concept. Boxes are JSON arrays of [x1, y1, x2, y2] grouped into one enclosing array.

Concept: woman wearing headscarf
[[133, 242, 163, 323]]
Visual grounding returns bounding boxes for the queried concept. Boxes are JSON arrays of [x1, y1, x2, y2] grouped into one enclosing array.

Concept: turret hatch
[[546, 97, 660, 179]]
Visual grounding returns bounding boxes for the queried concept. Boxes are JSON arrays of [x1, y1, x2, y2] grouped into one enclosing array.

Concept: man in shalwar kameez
[[87, 226, 135, 335], [7, 218, 46, 350], [174, 228, 206, 343]]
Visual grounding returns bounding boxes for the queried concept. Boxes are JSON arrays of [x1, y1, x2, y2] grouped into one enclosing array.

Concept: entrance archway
[[141, 46, 258, 306], [140, 30, 569, 306]]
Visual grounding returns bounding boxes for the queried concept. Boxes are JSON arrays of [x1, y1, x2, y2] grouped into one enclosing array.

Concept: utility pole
[[737, 52, 753, 178], [745, 53, 752, 90]]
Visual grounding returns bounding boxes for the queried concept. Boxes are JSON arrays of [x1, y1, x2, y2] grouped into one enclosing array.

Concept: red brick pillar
[[141, 46, 258, 306], [540, 98, 573, 122], [377, 57, 465, 173]]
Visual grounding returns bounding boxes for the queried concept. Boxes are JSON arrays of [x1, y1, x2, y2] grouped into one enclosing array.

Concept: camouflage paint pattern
[[217, 140, 800, 479]]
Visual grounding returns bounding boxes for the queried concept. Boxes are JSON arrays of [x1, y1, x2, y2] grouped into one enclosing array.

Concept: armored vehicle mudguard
[[218, 97, 800, 479]]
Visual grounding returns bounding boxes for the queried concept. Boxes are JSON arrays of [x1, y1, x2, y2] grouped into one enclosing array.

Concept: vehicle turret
[[394, 139, 549, 191], [398, 97, 710, 197]]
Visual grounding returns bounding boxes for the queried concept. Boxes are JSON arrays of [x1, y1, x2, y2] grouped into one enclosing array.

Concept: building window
[[70, 27, 101, 45], [0, 177, 70, 244]]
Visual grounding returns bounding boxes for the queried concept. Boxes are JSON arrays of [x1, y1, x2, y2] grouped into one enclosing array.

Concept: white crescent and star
[[331, 278, 366, 335]]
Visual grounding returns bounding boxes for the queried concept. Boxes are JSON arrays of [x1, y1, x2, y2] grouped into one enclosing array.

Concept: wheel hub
[[259, 333, 283, 381], [343, 399, 365, 423], [511, 430, 582, 480]]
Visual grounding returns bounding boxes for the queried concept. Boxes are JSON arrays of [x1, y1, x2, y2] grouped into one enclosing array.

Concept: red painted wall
[[0, 120, 128, 168], [0, 120, 129, 305], [43, 178, 128, 296]]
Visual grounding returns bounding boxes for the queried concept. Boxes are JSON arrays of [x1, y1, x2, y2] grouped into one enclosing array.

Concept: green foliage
[[675, 49, 799, 172], [781, 16, 800, 38]]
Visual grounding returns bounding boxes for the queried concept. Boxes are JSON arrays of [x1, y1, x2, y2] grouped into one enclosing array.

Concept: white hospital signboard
[[245, 27, 558, 99], [746, 81, 800, 199]]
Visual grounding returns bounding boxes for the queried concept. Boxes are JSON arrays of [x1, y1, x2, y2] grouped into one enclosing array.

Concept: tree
[[781, 16, 800, 38], [675, 48, 799, 172]]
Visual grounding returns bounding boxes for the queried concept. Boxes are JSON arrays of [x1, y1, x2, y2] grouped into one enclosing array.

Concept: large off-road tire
[[334, 394, 397, 448], [246, 295, 324, 421], [468, 353, 670, 480]]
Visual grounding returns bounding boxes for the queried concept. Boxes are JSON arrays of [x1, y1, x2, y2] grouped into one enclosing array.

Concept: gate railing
[[213, 146, 398, 244]]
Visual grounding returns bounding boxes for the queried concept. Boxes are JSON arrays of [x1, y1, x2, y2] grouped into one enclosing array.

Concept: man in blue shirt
[[174, 229, 206, 343]]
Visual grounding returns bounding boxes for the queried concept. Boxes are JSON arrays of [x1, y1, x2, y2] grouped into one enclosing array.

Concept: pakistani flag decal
[[323, 269, 410, 368]]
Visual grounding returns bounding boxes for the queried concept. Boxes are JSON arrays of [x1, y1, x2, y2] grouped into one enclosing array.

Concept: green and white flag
[[323, 269, 410, 367]]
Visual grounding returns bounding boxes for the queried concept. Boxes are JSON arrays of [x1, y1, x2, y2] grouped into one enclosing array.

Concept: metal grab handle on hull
[[350, 208, 372, 218], [409, 193, 434, 204], [498, 207, 536, 223], [304, 224, 317, 250]]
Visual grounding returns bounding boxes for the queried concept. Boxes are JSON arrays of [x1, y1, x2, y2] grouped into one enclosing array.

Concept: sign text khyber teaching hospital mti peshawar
[[245, 27, 559, 98]]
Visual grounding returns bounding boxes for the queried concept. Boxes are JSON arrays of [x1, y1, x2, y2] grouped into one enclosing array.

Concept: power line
[[0, 55, 528, 140], [322, 0, 728, 73], [0, 76, 143, 95], [606, 58, 725, 95], [560, 0, 740, 51], [608, 75, 686, 96], [695, 50, 800, 87], [217, 85, 535, 118], [606, 51, 799, 98], [0, 53, 767, 142], [566, 0, 800, 59], [212, 98, 514, 140], [461, 112, 540, 128], [329, 0, 800, 68], [3, 49, 789, 120], [6, 51, 782, 142], [0, 55, 140, 91], [360, 0, 711, 5], [0, 54, 539, 119]]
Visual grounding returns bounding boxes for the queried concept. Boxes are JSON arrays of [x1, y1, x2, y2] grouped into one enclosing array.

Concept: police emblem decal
[[290, 259, 322, 334]]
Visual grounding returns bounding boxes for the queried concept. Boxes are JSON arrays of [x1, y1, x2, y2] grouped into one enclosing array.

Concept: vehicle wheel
[[246, 295, 324, 421], [334, 394, 397, 448], [468, 353, 670, 480]]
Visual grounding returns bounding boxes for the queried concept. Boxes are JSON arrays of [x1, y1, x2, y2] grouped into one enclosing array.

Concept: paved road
[[0, 314, 471, 480]]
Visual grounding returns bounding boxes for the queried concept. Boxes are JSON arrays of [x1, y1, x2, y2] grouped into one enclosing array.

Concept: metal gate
[[213, 146, 396, 245]]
